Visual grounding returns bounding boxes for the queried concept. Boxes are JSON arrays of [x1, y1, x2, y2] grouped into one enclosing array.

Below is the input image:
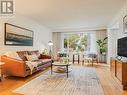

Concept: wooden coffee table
[[51, 62, 72, 78]]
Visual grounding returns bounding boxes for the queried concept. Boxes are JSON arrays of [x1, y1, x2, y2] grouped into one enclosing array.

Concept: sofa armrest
[[40, 54, 51, 59], [1, 55, 26, 77]]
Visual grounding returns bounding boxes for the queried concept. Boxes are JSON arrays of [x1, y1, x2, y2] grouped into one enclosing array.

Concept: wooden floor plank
[[0, 63, 127, 95]]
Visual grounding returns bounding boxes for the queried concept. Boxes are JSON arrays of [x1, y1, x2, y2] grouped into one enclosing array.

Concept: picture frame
[[5, 23, 33, 46], [123, 15, 127, 33]]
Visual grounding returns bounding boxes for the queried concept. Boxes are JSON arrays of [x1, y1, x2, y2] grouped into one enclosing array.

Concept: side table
[[73, 53, 80, 64], [0, 62, 4, 81]]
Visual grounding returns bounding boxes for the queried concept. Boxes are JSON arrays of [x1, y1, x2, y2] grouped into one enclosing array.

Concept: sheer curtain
[[90, 32, 97, 53], [52, 32, 61, 58]]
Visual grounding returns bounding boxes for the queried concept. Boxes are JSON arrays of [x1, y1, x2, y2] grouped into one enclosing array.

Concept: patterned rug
[[14, 66, 104, 95]]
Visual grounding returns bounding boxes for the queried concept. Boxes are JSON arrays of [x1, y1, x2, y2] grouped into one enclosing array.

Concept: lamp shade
[[48, 41, 53, 46]]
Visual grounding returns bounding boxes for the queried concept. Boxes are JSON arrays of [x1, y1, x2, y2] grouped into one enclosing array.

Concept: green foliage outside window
[[64, 34, 88, 51], [64, 34, 80, 50], [77, 35, 88, 51], [64, 38, 67, 48]]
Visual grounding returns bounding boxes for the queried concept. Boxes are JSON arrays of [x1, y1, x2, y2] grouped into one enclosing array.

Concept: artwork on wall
[[123, 15, 127, 33], [5, 23, 33, 46]]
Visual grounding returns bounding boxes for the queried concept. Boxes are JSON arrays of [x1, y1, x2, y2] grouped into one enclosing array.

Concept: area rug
[[14, 66, 104, 95]]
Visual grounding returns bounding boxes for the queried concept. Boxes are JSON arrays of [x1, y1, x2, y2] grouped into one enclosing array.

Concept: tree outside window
[[64, 33, 89, 52]]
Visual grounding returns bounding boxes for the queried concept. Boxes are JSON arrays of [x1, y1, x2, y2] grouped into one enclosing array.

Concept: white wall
[[107, 2, 127, 64], [0, 15, 52, 54]]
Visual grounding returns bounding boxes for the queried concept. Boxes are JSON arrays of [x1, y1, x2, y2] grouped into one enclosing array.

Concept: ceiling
[[16, 0, 127, 31]]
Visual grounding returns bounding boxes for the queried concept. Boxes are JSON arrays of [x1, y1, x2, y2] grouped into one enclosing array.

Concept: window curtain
[[52, 32, 61, 58]]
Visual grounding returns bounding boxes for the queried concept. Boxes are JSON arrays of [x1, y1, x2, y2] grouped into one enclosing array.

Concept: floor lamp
[[48, 41, 53, 57]]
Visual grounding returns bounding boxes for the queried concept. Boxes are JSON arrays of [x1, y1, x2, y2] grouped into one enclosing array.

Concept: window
[[63, 33, 90, 52]]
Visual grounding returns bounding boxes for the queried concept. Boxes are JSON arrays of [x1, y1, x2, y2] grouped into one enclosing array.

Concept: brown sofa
[[1, 50, 52, 77]]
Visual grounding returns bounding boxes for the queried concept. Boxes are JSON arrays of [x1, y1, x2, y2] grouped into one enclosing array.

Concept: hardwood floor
[[0, 63, 127, 95]]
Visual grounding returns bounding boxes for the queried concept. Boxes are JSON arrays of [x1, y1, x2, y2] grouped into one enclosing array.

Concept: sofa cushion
[[42, 59, 52, 63], [31, 59, 51, 66], [26, 54, 39, 61], [17, 51, 28, 61], [28, 50, 41, 58], [40, 54, 51, 59], [32, 59, 44, 66]]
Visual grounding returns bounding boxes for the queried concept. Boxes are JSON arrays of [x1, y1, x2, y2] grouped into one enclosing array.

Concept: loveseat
[[1, 50, 52, 77]]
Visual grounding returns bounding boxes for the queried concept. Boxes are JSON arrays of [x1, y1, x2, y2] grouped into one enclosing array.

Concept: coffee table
[[51, 62, 72, 78]]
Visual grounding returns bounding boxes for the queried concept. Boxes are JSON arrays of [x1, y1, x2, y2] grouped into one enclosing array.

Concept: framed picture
[[123, 15, 127, 33], [5, 23, 33, 46]]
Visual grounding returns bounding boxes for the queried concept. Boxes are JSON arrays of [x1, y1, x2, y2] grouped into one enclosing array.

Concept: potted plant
[[42, 48, 48, 54], [96, 37, 108, 55], [63, 57, 69, 64]]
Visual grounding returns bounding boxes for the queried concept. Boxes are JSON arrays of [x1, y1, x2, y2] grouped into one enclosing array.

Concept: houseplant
[[96, 37, 108, 55], [42, 48, 48, 55], [63, 57, 69, 64]]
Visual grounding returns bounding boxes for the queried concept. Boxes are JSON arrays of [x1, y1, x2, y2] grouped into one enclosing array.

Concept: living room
[[0, 0, 127, 95]]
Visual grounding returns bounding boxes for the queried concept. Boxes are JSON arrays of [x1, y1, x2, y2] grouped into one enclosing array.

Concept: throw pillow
[[26, 54, 38, 61], [28, 50, 41, 59], [17, 51, 29, 61]]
